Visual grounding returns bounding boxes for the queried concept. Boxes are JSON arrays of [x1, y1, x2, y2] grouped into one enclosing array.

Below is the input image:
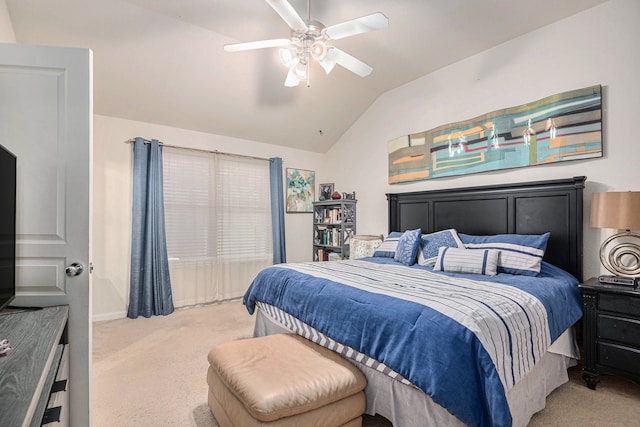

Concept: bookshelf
[[312, 199, 356, 261]]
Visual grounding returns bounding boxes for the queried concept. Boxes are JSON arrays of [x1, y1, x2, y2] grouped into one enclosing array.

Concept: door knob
[[65, 263, 84, 277]]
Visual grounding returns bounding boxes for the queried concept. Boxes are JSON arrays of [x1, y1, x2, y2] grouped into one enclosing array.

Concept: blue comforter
[[243, 258, 582, 427]]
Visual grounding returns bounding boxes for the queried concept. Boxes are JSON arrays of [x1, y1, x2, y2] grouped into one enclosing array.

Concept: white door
[[0, 43, 92, 426]]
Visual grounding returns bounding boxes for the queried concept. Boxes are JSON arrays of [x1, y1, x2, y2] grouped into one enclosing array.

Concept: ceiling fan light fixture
[[278, 47, 296, 67], [293, 61, 308, 80], [284, 66, 301, 87], [310, 40, 328, 61]]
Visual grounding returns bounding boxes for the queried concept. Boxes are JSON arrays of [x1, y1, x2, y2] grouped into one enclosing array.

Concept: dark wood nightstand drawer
[[598, 342, 640, 376], [580, 278, 640, 389], [598, 314, 640, 347], [598, 293, 640, 317]]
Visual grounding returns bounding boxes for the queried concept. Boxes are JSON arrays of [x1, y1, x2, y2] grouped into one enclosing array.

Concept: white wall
[[326, 0, 640, 282], [0, 0, 16, 42], [93, 115, 326, 320]]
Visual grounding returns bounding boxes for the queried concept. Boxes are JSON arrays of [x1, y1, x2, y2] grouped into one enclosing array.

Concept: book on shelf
[[316, 227, 340, 246], [316, 208, 342, 224], [316, 249, 342, 262], [316, 249, 329, 262]]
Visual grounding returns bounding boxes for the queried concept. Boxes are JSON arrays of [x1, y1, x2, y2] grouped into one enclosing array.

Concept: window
[[163, 151, 212, 259], [215, 157, 272, 260], [162, 147, 273, 306]]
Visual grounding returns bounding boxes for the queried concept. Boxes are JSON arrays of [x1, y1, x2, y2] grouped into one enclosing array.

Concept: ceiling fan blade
[[318, 58, 336, 75], [265, 0, 308, 32], [326, 47, 373, 77], [323, 12, 389, 40], [224, 38, 291, 52]]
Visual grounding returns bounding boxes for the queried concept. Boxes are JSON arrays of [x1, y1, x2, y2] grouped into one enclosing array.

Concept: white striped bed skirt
[[253, 302, 578, 427], [256, 301, 415, 387]]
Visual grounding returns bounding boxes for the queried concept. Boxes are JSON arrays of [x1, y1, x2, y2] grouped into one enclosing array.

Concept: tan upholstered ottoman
[[207, 334, 367, 427]]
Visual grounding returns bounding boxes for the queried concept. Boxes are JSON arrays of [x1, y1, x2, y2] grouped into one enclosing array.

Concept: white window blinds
[[214, 154, 273, 260], [162, 147, 273, 306], [163, 150, 213, 259]]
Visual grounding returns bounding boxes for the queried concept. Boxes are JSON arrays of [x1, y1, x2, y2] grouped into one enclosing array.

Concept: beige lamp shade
[[591, 191, 640, 230]]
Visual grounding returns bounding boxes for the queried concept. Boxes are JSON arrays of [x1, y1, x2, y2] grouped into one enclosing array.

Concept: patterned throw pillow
[[393, 228, 422, 266], [349, 236, 383, 259], [417, 229, 465, 266], [373, 232, 403, 258], [458, 232, 550, 276], [433, 247, 500, 276]]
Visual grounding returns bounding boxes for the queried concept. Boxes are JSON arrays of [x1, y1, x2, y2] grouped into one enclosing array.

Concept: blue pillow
[[373, 232, 403, 258], [433, 247, 500, 276], [417, 229, 464, 266], [458, 232, 550, 276], [394, 228, 422, 266]]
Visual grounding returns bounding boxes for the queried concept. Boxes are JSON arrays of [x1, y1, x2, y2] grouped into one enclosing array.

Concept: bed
[[243, 176, 586, 427]]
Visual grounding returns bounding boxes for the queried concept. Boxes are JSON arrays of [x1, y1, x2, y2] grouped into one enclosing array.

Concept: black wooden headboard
[[387, 176, 586, 281]]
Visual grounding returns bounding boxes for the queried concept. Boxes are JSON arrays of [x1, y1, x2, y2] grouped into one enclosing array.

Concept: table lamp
[[590, 191, 640, 279]]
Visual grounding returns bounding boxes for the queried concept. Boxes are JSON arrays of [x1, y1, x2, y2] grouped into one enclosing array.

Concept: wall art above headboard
[[388, 85, 602, 184]]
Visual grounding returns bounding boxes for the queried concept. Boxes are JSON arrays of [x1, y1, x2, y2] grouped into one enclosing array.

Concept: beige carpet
[[93, 300, 253, 427], [93, 301, 640, 426], [529, 362, 640, 427]]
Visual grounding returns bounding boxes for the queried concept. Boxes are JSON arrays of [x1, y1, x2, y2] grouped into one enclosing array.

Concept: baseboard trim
[[93, 311, 127, 322], [92, 297, 245, 322]]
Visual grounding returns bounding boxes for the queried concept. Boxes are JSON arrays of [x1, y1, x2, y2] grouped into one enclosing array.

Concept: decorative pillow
[[349, 235, 384, 259], [458, 232, 550, 276], [433, 247, 500, 276], [417, 229, 465, 266], [393, 228, 422, 266], [373, 232, 403, 258]]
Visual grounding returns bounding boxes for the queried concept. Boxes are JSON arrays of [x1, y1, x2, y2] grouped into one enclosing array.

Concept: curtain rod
[[124, 138, 271, 162]]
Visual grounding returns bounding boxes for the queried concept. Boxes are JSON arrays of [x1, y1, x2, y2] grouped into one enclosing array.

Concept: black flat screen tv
[[0, 144, 16, 311]]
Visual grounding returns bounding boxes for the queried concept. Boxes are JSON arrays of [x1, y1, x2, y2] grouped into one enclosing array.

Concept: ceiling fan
[[224, 0, 389, 87]]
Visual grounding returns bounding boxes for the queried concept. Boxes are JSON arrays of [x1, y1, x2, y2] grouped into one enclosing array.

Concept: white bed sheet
[[254, 305, 577, 427]]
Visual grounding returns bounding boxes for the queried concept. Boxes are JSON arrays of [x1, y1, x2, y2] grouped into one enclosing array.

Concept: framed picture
[[286, 168, 315, 213], [388, 85, 603, 184], [319, 183, 334, 201]]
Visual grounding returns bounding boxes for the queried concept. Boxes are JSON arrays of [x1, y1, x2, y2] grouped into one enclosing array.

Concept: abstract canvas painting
[[388, 85, 603, 183], [286, 168, 315, 213]]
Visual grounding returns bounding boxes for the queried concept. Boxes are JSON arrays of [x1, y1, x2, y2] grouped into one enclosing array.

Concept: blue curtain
[[269, 157, 286, 263], [128, 137, 174, 318]]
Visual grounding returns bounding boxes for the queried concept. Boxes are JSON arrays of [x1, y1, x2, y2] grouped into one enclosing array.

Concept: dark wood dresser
[[0, 305, 69, 426], [579, 277, 640, 389]]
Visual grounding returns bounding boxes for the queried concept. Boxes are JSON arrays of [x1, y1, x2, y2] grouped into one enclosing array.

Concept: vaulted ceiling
[[6, 0, 607, 152]]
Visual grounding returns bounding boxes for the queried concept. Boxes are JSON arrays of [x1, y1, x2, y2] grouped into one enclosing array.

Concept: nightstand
[[579, 277, 640, 390]]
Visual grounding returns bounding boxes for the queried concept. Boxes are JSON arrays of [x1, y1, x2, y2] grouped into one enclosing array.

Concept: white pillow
[[458, 232, 550, 276], [433, 247, 500, 276], [373, 232, 403, 258]]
